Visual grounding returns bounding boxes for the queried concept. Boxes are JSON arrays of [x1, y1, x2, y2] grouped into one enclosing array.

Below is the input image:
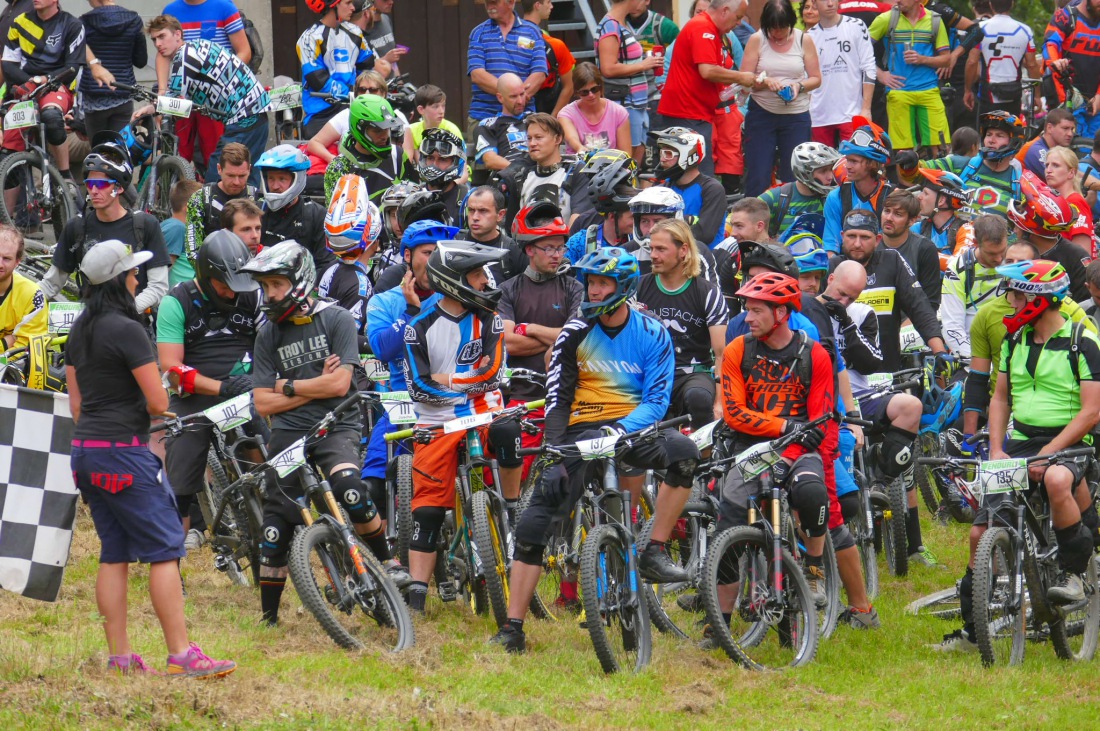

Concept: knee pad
[[175, 492, 196, 519], [331, 468, 377, 525], [489, 418, 523, 468], [789, 469, 829, 537], [838, 491, 860, 526], [41, 107, 67, 146], [364, 477, 387, 520], [665, 458, 698, 488], [683, 387, 714, 428], [410, 506, 446, 552], [260, 515, 293, 568], [878, 425, 918, 480], [514, 541, 545, 566]]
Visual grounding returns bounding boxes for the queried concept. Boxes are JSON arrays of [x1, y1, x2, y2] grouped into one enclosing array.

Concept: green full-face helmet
[[349, 93, 401, 157]]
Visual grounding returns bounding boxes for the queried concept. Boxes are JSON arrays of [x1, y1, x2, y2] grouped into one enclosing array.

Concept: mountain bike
[[853, 370, 924, 577], [697, 416, 835, 670], [0, 73, 81, 241], [520, 415, 689, 674], [269, 76, 304, 146], [386, 400, 544, 626], [0, 304, 71, 391], [920, 448, 1100, 666], [150, 392, 268, 587], [283, 393, 414, 651], [110, 82, 201, 220]]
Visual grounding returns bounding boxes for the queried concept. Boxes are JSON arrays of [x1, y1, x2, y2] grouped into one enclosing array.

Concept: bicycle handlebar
[[383, 399, 547, 443], [515, 414, 692, 458], [918, 446, 1095, 469]]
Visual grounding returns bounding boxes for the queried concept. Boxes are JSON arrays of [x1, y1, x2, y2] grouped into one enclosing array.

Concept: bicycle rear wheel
[[519, 464, 586, 621], [289, 521, 414, 651], [883, 478, 909, 577], [579, 524, 652, 674], [138, 154, 194, 220], [1050, 554, 1100, 662], [972, 527, 1026, 667], [854, 479, 880, 601], [469, 490, 510, 627], [0, 152, 79, 242], [700, 526, 818, 670]]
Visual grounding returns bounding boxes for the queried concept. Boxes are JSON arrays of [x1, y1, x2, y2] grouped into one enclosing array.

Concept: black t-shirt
[[474, 113, 528, 166], [497, 271, 584, 400], [66, 311, 156, 440], [317, 259, 373, 334], [436, 182, 467, 225], [636, 274, 729, 372], [890, 233, 942, 311], [262, 197, 335, 270], [252, 300, 360, 431], [1038, 237, 1091, 305], [54, 211, 170, 294]]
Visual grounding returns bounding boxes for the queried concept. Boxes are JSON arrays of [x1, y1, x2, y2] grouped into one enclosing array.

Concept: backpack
[[840, 180, 893, 219], [72, 206, 150, 257], [202, 183, 259, 237], [1003, 319, 1088, 397], [533, 33, 562, 114], [884, 7, 941, 74], [767, 182, 796, 240], [238, 11, 264, 74], [959, 154, 1022, 200], [740, 329, 815, 391]]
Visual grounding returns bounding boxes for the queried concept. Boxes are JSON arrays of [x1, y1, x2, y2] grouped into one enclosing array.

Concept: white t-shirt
[[807, 16, 876, 127], [978, 14, 1035, 103]]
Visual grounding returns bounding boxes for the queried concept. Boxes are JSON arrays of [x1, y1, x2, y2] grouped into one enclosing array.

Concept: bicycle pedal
[[438, 581, 458, 602]]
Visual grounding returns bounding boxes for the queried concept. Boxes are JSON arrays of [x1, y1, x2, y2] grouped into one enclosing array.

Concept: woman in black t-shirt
[[65, 240, 236, 678]]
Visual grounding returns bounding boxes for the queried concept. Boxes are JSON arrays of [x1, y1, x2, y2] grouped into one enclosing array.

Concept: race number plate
[[735, 440, 784, 480], [866, 373, 893, 388], [268, 83, 303, 112], [977, 458, 1027, 500], [443, 411, 493, 434], [272, 437, 308, 477], [900, 324, 924, 353], [3, 101, 36, 130], [690, 420, 719, 450], [380, 391, 417, 425], [361, 357, 390, 382], [574, 434, 620, 460], [47, 301, 83, 334], [156, 96, 194, 118], [202, 393, 252, 432]]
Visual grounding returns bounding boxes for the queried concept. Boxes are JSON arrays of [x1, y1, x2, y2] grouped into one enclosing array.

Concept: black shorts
[[262, 427, 361, 524], [163, 394, 265, 497], [513, 422, 699, 549], [973, 436, 1090, 525]]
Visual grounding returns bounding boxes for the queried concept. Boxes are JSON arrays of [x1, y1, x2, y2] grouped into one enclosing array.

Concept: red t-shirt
[[658, 12, 725, 121], [1065, 191, 1096, 257]]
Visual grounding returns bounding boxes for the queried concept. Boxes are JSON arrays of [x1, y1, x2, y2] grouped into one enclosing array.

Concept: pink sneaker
[[166, 643, 237, 679], [107, 653, 160, 675]]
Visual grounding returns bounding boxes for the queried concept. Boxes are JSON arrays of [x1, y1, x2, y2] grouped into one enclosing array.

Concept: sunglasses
[[85, 179, 117, 190], [576, 86, 601, 98]]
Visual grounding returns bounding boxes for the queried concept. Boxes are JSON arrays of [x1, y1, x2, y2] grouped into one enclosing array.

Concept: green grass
[[2, 509, 1099, 730]]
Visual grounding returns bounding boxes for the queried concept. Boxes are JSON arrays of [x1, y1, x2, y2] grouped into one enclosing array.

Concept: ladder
[[546, 0, 612, 61]]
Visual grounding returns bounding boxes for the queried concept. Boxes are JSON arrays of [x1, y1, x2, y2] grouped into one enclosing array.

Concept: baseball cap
[[842, 209, 880, 235], [79, 240, 153, 285]]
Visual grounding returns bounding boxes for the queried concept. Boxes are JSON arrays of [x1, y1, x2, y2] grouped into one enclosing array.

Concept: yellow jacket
[[0, 271, 47, 350]]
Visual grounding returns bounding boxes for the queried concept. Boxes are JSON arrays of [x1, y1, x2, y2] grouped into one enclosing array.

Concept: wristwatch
[[282, 380, 295, 397]]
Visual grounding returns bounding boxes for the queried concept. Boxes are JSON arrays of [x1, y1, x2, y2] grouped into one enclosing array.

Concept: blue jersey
[[297, 22, 373, 124], [543, 310, 674, 443], [366, 287, 441, 393], [565, 225, 613, 267]]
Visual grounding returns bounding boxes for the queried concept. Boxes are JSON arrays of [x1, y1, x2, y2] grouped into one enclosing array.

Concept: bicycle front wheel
[[579, 524, 652, 674], [700, 526, 818, 670], [972, 527, 1026, 667], [883, 477, 909, 577], [915, 432, 941, 517], [289, 521, 414, 651], [470, 490, 510, 627], [854, 481, 880, 600], [0, 152, 78, 242], [394, 454, 413, 567], [198, 451, 251, 588], [1051, 554, 1100, 662], [520, 464, 586, 621]]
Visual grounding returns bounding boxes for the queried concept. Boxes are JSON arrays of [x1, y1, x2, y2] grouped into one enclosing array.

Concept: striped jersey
[[403, 301, 505, 426], [163, 0, 244, 50]]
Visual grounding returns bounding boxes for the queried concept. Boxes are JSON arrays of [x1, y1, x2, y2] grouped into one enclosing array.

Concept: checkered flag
[[0, 384, 77, 602]]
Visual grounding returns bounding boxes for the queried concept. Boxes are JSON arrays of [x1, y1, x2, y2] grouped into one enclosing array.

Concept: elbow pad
[[964, 369, 990, 413], [960, 25, 983, 52]]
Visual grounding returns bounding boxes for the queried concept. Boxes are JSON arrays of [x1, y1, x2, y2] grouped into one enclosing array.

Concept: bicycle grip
[[657, 414, 692, 430], [384, 428, 415, 442], [894, 378, 921, 391], [843, 416, 874, 428], [523, 398, 546, 411], [516, 446, 544, 456]]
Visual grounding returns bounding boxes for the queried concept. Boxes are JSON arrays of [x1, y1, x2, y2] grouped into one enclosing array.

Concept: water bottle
[[651, 45, 665, 77]]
